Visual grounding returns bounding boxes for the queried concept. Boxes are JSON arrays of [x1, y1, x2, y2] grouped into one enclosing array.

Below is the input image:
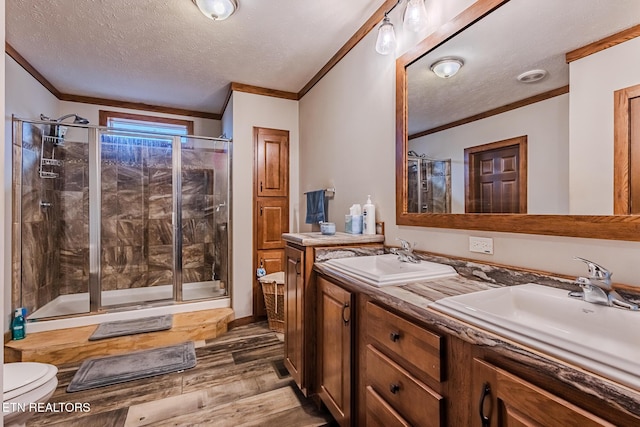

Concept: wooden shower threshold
[[4, 308, 234, 365]]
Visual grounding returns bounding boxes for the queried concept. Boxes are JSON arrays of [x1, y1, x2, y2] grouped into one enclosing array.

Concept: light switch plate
[[469, 236, 493, 254]]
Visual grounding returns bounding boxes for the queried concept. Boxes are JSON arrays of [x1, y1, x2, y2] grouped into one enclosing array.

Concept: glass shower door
[[97, 129, 175, 308], [179, 136, 230, 301]]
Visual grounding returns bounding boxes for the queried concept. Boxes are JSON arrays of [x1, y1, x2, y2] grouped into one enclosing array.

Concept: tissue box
[[345, 215, 363, 234]]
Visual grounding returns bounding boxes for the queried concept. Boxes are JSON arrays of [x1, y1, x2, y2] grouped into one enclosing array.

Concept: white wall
[[299, 1, 640, 288], [231, 91, 299, 318], [57, 100, 221, 137], [410, 94, 570, 214], [569, 36, 640, 214]]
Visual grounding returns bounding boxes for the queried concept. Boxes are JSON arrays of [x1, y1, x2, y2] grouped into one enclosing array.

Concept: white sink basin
[[324, 254, 458, 287], [430, 283, 640, 390]]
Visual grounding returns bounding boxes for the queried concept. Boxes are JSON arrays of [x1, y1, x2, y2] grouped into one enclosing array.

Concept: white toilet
[[3, 362, 58, 427]]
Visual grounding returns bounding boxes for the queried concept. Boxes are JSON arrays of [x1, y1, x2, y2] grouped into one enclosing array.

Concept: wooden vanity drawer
[[366, 344, 443, 427], [366, 302, 442, 382], [366, 386, 410, 427]]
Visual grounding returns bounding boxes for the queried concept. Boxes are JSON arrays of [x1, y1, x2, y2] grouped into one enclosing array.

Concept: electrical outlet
[[469, 236, 493, 254]]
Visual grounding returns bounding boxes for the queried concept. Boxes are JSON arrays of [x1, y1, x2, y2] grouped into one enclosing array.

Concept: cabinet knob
[[389, 383, 400, 394], [389, 331, 401, 342]]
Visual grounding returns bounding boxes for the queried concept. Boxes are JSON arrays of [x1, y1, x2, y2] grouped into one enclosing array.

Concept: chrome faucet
[[569, 257, 638, 311], [390, 239, 421, 263]]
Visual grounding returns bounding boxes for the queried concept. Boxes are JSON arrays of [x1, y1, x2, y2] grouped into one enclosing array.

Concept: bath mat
[[67, 341, 196, 392], [88, 314, 173, 341]]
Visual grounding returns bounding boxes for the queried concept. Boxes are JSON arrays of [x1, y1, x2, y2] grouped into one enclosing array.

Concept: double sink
[[324, 254, 640, 390]]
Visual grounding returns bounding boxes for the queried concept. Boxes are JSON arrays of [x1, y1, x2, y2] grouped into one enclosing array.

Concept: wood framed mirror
[[395, 0, 640, 241]]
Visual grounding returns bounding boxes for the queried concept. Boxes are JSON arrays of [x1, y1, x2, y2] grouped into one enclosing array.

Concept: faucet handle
[[396, 238, 411, 250], [574, 257, 612, 281]]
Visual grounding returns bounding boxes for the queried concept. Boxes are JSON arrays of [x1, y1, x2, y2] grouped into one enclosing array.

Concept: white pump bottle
[[363, 195, 376, 235]]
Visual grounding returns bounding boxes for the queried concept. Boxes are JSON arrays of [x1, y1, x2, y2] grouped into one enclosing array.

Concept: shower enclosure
[[12, 117, 231, 321]]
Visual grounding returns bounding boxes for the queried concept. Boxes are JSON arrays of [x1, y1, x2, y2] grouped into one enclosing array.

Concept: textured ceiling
[[6, 0, 386, 114], [407, 0, 640, 136]]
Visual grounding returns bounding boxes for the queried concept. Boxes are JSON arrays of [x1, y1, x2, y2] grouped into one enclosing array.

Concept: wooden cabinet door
[[317, 276, 353, 427], [256, 198, 289, 250], [473, 358, 614, 427], [254, 249, 285, 318], [284, 245, 305, 391], [256, 128, 289, 198]]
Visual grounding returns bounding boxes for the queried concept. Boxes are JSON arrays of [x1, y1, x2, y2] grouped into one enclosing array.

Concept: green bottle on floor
[[11, 308, 26, 340]]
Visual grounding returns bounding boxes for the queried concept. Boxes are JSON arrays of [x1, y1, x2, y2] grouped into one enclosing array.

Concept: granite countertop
[[283, 232, 384, 247], [313, 256, 640, 420]]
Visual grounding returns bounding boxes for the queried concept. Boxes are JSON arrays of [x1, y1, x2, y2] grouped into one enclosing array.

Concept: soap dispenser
[[363, 195, 376, 235]]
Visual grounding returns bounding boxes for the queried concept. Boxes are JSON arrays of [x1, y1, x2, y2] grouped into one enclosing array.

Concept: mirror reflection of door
[[465, 136, 528, 213], [614, 83, 640, 215]]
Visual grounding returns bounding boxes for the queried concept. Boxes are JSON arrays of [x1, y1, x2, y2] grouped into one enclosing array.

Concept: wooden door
[[317, 276, 353, 427], [284, 245, 305, 391], [253, 127, 289, 321], [465, 136, 527, 213], [256, 198, 289, 250], [256, 128, 289, 198], [473, 358, 613, 427]]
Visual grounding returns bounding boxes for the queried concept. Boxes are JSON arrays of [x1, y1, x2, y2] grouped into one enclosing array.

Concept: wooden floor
[[26, 322, 335, 427]]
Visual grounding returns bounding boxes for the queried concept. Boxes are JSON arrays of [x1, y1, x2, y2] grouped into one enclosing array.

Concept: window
[[99, 110, 194, 146]]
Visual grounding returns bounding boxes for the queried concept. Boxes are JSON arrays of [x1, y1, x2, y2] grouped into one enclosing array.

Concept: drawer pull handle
[[479, 382, 491, 427], [389, 331, 401, 342], [389, 383, 400, 394], [342, 302, 351, 325]]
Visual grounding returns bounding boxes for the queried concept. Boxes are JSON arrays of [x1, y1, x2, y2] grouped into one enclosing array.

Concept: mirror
[[396, 0, 640, 240]]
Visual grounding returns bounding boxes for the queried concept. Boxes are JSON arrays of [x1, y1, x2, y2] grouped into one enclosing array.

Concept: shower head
[[40, 113, 89, 125], [56, 113, 89, 124]]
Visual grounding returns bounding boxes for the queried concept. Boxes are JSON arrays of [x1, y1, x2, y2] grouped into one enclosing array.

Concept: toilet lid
[[4, 363, 52, 394]]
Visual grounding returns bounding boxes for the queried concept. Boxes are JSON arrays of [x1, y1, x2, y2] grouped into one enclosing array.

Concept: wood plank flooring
[[26, 322, 335, 427]]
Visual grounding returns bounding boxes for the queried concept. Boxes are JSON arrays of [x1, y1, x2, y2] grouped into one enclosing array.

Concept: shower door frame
[[14, 117, 232, 318]]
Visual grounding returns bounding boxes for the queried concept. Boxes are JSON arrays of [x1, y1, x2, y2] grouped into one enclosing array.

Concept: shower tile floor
[[27, 322, 334, 427]]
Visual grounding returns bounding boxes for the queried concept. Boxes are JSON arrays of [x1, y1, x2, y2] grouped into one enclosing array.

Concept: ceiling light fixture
[[193, 0, 238, 21], [375, 0, 428, 55], [517, 69, 548, 83], [430, 58, 464, 78]]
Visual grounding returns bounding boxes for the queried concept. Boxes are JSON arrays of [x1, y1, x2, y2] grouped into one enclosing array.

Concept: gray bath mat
[[67, 341, 196, 392], [88, 314, 173, 341]]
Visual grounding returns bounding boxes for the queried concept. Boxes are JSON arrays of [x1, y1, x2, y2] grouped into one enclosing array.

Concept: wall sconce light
[[193, 0, 238, 21], [375, 16, 397, 55], [375, 0, 428, 55], [430, 58, 464, 78]]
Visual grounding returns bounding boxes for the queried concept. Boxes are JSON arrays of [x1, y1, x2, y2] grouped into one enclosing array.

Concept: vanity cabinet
[[282, 234, 384, 397], [472, 358, 613, 427], [317, 276, 354, 426], [363, 302, 445, 427]]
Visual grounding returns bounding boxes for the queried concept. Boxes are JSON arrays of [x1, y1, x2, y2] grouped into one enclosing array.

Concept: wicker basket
[[261, 280, 285, 333]]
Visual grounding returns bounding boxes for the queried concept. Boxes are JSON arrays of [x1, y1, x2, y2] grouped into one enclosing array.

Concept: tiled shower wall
[[13, 123, 228, 315]]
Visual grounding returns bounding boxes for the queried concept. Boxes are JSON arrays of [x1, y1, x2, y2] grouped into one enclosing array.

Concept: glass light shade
[[430, 58, 464, 78], [403, 0, 428, 32], [375, 17, 396, 55], [194, 0, 238, 21]]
